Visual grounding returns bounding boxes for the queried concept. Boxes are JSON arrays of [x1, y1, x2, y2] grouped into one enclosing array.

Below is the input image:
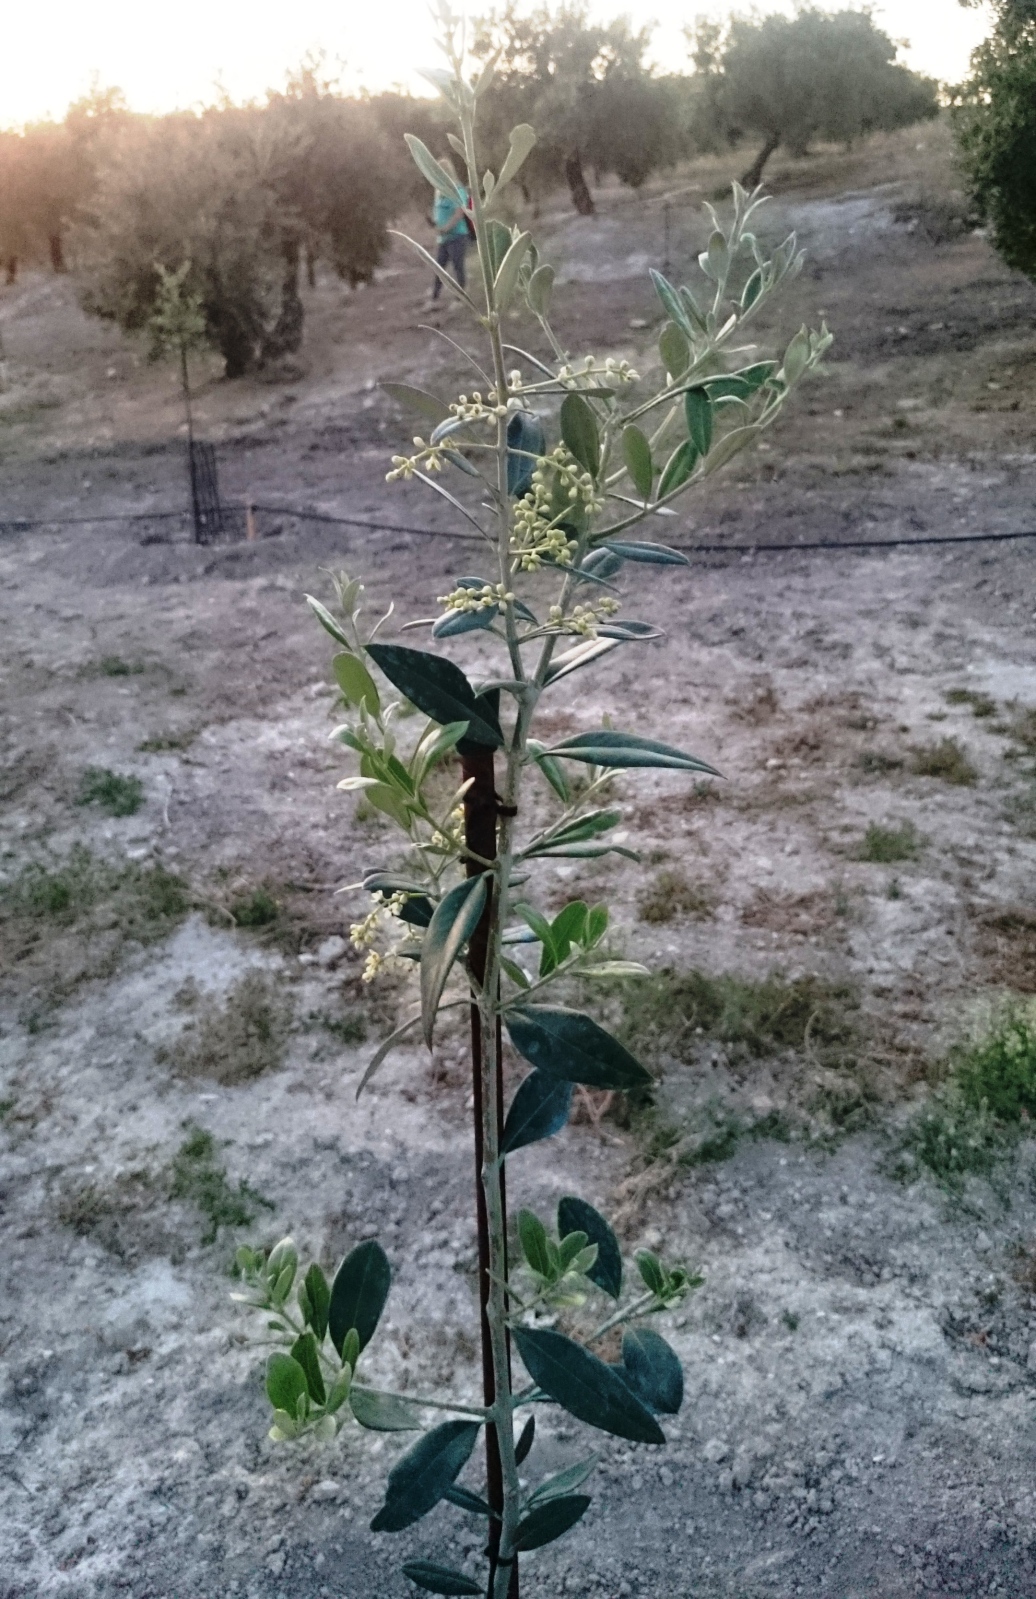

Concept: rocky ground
[[2, 122, 1036, 1598]]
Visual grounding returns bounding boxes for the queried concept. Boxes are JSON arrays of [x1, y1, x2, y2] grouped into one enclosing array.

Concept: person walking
[[428, 156, 472, 307]]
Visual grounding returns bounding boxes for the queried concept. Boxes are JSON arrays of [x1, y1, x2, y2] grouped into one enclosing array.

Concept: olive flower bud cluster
[[437, 581, 514, 614], [349, 890, 407, 984], [386, 436, 448, 482], [510, 446, 600, 571], [547, 596, 620, 637]]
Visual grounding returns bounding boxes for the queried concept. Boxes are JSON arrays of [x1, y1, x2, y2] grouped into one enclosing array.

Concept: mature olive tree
[[687, 7, 939, 187], [473, 2, 680, 213]]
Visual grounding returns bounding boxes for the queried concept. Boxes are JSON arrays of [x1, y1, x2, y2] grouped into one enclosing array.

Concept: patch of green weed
[[307, 1009, 368, 1046], [860, 820, 919, 864], [900, 1094, 1008, 1187], [781, 1310, 800, 1332], [0, 847, 188, 938], [616, 968, 858, 1065], [78, 767, 145, 817], [170, 1125, 273, 1245], [230, 886, 280, 927], [160, 971, 290, 1085], [946, 688, 997, 718], [139, 730, 197, 753], [857, 750, 904, 775], [909, 737, 978, 786], [100, 656, 144, 678], [637, 869, 714, 925]]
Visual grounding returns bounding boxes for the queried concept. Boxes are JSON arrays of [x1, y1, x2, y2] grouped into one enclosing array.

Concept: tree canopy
[[687, 7, 939, 187], [953, 0, 1036, 281]]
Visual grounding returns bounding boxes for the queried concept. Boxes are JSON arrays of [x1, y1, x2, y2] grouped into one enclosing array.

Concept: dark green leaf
[[370, 1420, 482, 1532], [366, 645, 503, 750], [621, 424, 654, 498], [596, 619, 663, 641], [329, 1240, 391, 1356], [302, 1262, 331, 1341], [380, 383, 452, 425], [402, 1560, 482, 1596], [741, 269, 763, 310], [649, 270, 692, 336], [601, 540, 689, 566], [545, 730, 720, 774], [421, 875, 488, 1046], [579, 548, 624, 581], [658, 438, 698, 497], [543, 809, 621, 849], [507, 411, 545, 498], [560, 393, 600, 478], [526, 740, 570, 803], [398, 894, 435, 928], [547, 900, 589, 970], [518, 1209, 553, 1277], [684, 388, 714, 457], [266, 1352, 308, 1413], [444, 1483, 497, 1517], [678, 283, 708, 331], [658, 322, 690, 380], [514, 1493, 591, 1550], [432, 607, 498, 638], [557, 1197, 622, 1299], [506, 1006, 652, 1092], [526, 1455, 598, 1507], [621, 1328, 684, 1414], [350, 1385, 422, 1431], [513, 1326, 665, 1445], [290, 1331, 326, 1404], [501, 1071, 573, 1155], [737, 360, 778, 391], [635, 1248, 666, 1297], [515, 1414, 536, 1465], [533, 841, 639, 861]]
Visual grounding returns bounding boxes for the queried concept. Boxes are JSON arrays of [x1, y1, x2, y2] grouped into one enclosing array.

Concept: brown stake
[[461, 744, 518, 1599]]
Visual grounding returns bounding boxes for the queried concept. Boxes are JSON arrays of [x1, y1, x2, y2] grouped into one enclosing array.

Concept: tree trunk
[[461, 745, 519, 1599], [3, 255, 16, 286], [261, 236, 305, 363], [305, 245, 317, 289], [220, 320, 255, 380], [741, 132, 781, 191], [564, 150, 594, 216], [49, 232, 66, 274]]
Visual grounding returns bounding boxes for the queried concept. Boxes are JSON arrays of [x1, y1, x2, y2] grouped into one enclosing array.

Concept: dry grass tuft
[[160, 971, 291, 1085]]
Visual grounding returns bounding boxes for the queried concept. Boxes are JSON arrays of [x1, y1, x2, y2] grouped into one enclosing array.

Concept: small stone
[[315, 935, 348, 967], [311, 1480, 340, 1502], [718, 1469, 735, 1494], [1025, 1342, 1036, 1372], [703, 1438, 730, 1464]]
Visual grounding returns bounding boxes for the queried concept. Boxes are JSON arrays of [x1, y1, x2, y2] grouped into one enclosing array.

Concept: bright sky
[[1, 0, 992, 130]]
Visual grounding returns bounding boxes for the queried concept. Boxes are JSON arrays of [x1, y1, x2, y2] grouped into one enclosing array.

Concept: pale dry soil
[[2, 125, 1036, 1599]]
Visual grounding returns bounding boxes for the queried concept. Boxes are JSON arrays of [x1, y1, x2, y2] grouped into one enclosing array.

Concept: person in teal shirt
[[430, 157, 470, 304]]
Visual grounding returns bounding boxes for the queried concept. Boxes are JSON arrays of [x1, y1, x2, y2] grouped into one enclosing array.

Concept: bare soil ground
[[2, 120, 1036, 1599]]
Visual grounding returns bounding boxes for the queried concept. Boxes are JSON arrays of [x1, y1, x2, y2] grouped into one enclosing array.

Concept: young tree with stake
[[232, 7, 831, 1595]]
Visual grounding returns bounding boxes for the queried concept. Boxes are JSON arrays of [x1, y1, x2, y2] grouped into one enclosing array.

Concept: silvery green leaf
[[649, 269, 692, 335], [355, 1009, 423, 1098], [405, 135, 465, 203], [391, 231, 476, 311], [526, 1454, 598, 1508], [781, 327, 811, 385], [432, 607, 498, 638], [543, 638, 622, 685], [420, 875, 488, 1045], [350, 1386, 422, 1432], [496, 123, 537, 191], [306, 595, 351, 649], [494, 230, 532, 313], [581, 960, 650, 977], [380, 382, 452, 424], [527, 263, 555, 317]]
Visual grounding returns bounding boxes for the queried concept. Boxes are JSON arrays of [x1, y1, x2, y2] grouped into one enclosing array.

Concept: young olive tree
[[231, 8, 830, 1596]]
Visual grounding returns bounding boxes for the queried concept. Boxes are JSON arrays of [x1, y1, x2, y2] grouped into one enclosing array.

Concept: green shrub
[[78, 766, 145, 816], [170, 1125, 272, 1245], [957, 1003, 1036, 1122], [230, 886, 280, 927]]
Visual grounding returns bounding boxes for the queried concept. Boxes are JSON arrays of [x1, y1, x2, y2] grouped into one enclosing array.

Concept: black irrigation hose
[[3, 499, 1036, 557]]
